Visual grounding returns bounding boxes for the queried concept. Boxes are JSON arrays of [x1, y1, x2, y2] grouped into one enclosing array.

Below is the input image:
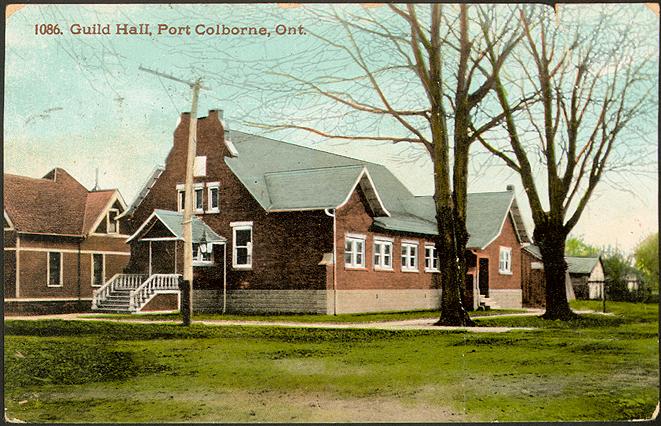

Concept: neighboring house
[[102, 109, 531, 314], [3, 168, 131, 314], [566, 256, 605, 300]]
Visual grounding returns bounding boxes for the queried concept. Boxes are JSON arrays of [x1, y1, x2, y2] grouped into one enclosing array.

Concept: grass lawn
[[4, 301, 658, 422], [83, 308, 525, 323]]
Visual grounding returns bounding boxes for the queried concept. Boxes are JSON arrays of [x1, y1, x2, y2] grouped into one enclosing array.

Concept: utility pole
[[139, 65, 208, 326]]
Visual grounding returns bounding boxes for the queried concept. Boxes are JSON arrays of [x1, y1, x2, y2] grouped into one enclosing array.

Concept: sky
[[4, 3, 658, 254]]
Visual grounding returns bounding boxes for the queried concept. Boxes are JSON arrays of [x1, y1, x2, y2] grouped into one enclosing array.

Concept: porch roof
[[127, 209, 226, 244]]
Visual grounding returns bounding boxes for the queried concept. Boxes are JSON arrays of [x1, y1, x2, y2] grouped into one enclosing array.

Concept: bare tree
[[478, 5, 657, 319], [239, 4, 526, 326]]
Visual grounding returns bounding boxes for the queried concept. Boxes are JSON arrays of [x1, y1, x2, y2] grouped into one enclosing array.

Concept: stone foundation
[[191, 289, 442, 314], [488, 289, 523, 308]]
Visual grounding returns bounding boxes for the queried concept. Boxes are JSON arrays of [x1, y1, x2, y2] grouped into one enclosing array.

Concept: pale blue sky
[[4, 4, 658, 253]]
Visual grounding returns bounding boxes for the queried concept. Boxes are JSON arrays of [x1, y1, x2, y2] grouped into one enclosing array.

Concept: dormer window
[[107, 209, 119, 234]]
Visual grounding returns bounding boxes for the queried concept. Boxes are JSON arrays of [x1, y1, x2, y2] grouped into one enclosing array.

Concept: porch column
[[174, 241, 178, 274], [148, 241, 152, 276]]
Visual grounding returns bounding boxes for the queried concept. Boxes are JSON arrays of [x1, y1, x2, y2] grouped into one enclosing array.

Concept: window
[[207, 182, 220, 213], [107, 209, 119, 234], [232, 222, 253, 269], [195, 187, 204, 213], [344, 235, 366, 268], [177, 189, 185, 212], [194, 156, 207, 177], [47, 252, 63, 287], [92, 253, 105, 287], [425, 245, 439, 272], [373, 238, 393, 270], [401, 242, 419, 272], [192, 243, 214, 265], [499, 246, 512, 274], [176, 183, 204, 213]]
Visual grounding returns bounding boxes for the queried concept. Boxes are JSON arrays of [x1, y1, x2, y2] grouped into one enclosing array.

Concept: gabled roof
[[3, 168, 126, 236], [264, 165, 389, 216], [127, 209, 226, 244], [223, 131, 530, 248], [523, 244, 543, 260], [82, 190, 116, 233], [566, 256, 601, 275]]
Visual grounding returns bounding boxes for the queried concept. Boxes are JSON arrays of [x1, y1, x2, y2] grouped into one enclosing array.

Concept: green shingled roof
[[566, 256, 600, 275], [224, 130, 529, 248], [127, 209, 226, 244]]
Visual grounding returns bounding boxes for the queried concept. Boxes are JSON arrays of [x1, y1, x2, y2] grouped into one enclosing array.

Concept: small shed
[[566, 256, 605, 300]]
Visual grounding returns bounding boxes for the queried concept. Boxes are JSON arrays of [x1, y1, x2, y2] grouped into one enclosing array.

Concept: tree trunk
[[534, 224, 577, 320], [435, 205, 475, 326]]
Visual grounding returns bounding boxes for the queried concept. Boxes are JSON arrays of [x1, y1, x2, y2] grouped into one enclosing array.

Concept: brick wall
[[127, 110, 334, 292], [335, 189, 437, 291], [479, 215, 522, 290], [9, 234, 129, 300]]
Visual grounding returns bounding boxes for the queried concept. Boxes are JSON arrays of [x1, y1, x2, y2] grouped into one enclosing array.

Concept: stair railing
[[129, 274, 181, 312], [92, 274, 148, 308]]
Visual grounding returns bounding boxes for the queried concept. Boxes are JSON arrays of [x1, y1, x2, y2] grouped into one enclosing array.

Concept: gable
[[4, 211, 14, 230]]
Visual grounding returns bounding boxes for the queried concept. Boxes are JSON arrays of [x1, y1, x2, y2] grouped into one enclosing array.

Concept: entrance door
[[478, 258, 489, 297]]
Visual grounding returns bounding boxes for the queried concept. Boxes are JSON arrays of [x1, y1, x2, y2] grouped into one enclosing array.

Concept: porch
[[92, 210, 227, 313]]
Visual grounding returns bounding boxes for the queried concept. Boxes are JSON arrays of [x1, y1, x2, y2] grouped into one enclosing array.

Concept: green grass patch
[[4, 302, 658, 423], [82, 308, 525, 323]]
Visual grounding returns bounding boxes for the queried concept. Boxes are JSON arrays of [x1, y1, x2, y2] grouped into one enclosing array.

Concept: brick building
[[114, 109, 532, 314], [4, 169, 131, 314]]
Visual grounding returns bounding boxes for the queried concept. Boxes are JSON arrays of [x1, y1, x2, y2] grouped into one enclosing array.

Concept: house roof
[[126, 209, 226, 244], [226, 130, 530, 249], [566, 256, 600, 275], [523, 244, 543, 259], [3, 169, 124, 236], [264, 165, 389, 215]]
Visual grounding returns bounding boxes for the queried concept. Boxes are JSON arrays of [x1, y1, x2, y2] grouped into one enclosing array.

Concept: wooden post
[[138, 66, 208, 326], [181, 80, 201, 326]]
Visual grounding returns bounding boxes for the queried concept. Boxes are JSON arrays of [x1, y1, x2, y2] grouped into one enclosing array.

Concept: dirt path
[[3, 310, 549, 332]]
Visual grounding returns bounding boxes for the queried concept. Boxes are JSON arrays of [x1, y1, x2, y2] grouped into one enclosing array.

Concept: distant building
[[4, 168, 130, 314], [566, 256, 605, 300]]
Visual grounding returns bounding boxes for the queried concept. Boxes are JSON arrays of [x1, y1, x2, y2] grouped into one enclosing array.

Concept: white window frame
[[47, 251, 63, 287], [91, 253, 105, 287], [231, 221, 253, 270], [499, 246, 513, 275], [177, 188, 185, 213], [192, 242, 214, 266], [106, 208, 120, 234], [373, 237, 393, 271], [344, 234, 366, 269], [206, 182, 220, 213], [401, 241, 419, 272], [424, 244, 439, 273], [176, 183, 204, 213], [194, 155, 207, 177]]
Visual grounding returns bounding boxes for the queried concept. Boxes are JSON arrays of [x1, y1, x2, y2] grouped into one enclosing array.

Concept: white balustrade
[[129, 274, 181, 312]]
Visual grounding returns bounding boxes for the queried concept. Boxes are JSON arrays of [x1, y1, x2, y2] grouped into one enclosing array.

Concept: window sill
[[233, 265, 253, 271], [344, 266, 368, 271], [499, 271, 513, 275], [374, 267, 394, 272], [402, 268, 420, 273], [205, 209, 220, 214], [424, 269, 440, 273], [47, 284, 63, 288], [193, 263, 215, 267]]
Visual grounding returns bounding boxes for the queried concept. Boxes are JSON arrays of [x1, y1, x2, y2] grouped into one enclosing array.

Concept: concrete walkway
[[3, 310, 554, 333]]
